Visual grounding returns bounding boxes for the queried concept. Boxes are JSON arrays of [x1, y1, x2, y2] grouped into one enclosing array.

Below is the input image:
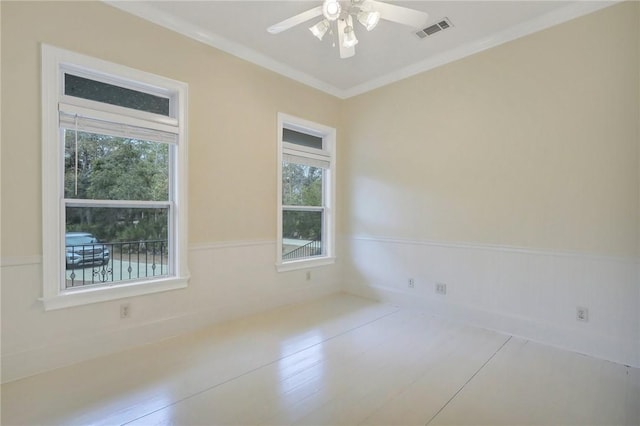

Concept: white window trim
[[276, 113, 336, 272], [41, 45, 189, 310]]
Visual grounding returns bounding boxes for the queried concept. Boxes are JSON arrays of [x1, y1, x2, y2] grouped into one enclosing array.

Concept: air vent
[[416, 17, 453, 39]]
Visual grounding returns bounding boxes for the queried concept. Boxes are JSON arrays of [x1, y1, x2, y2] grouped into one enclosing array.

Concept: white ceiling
[[107, 1, 615, 98]]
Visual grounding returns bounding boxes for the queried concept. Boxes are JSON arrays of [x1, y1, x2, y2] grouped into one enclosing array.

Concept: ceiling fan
[[267, 0, 429, 59]]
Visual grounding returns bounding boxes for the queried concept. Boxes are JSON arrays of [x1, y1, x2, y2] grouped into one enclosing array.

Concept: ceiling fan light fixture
[[267, 0, 431, 59], [357, 10, 380, 31], [322, 0, 341, 21], [309, 19, 330, 40]]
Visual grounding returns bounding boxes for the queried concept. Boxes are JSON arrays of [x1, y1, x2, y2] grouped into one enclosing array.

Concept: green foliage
[[65, 131, 169, 243], [282, 162, 322, 206], [282, 162, 323, 241], [283, 210, 322, 241]]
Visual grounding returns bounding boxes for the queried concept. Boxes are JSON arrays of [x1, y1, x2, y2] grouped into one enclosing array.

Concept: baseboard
[[346, 283, 639, 368], [1, 237, 343, 383], [1, 282, 341, 383], [345, 235, 639, 368]]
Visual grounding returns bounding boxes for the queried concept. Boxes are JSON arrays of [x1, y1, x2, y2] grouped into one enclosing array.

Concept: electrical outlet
[[408, 278, 415, 288], [306, 271, 311, 281], [436, 283, 447, 295], [120, 303, 131, 319], [576, 306, 589, 322]]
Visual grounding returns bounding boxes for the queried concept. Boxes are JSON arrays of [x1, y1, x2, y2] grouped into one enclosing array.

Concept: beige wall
[[0, 1, 343, 382], [341, 2, 639, 258], [1, 0, 639, 378], [341, 2, 640, 367], [1, 1, 342, 258]]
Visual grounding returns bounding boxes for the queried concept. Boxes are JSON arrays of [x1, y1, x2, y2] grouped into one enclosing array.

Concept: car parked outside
[[65, 232, 110, 269]]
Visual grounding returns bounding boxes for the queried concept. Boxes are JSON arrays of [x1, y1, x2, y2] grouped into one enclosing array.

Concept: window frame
[[276, 113, 336, 272], [41, 45, 189, 310]]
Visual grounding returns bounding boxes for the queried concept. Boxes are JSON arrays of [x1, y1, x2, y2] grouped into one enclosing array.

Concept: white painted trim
[[350, 235, 640, 265], [59, 62, 177, 108], [1, 307, 200, 384], [276, 256, 336, 272], [40, 277, 189, 311], [2, 277, 342, 384], [348, 283, 639, 368], [189, 240, 275, 251], [276, 113, 336, 269], [1, 240, 277, 267], [41, 44, 64, 302], [40, 45, 190, 309], [347, 235, 640, 367], [5, 236, 636, 268], [103, 1, 617, 99], [174, 70, 190, 292], [343, 1, 619, 98], [103, 0, 344, 99]]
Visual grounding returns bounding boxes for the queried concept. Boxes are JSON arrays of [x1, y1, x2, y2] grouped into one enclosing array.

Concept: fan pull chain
[[330, 24, 336, 47]]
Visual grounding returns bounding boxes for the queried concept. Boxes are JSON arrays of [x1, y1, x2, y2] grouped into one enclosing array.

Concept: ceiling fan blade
[[267, 6, 323, 34], [370, 1, 429, 28], [337, 18, 355, 59]]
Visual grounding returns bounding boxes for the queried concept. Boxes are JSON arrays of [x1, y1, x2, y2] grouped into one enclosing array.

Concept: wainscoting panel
[[1, 241, 342, 383], [344, 236, 640, 367]]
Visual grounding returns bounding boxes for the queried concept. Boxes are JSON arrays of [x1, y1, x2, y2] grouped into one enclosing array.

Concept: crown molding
[[104, 1, 618, 100], [343, 1, 619, 98], [103, 0, 345, 98]]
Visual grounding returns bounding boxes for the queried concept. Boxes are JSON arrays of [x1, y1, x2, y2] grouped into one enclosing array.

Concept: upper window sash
[[282, 120, 331, 154], [282, 128, 323, 150], [64, 73, 171, 117], [58, 64, 180, 128]]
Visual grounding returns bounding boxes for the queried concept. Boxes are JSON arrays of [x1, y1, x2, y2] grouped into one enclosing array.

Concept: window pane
[[282, 209, 323, 261], [283, 128, 323, 150], [64, 73, 170, 116], [64, 130, 169, 201], [65, 206, 169, 288], [282, 162, 323, 206]]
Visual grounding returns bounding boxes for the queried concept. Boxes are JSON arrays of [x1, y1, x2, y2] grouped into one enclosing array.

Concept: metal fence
[[66, 239, 168, 288], [282, 239, 322, 261]]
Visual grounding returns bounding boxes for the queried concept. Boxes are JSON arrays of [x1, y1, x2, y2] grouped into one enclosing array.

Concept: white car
[[65, 232, 110, 269]]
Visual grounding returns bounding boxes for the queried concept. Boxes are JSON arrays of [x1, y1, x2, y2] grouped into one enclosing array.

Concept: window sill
[[40, 276, 189, 311], [276, 256, 335, 272]]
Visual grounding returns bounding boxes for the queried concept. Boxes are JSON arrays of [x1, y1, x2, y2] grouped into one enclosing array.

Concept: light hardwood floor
[[2, 294, 638, 425]]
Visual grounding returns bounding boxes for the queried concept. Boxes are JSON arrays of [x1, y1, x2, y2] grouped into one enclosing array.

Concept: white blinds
[[58, 96, 179, 146], [283, 152, 330, 169], [59, 111, 177, 144]]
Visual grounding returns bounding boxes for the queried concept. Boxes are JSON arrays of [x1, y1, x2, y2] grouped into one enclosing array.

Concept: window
[[41, 45, 189, 310], [277, 113, 335, 271]]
